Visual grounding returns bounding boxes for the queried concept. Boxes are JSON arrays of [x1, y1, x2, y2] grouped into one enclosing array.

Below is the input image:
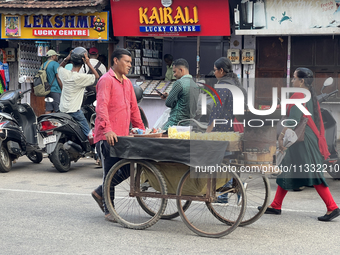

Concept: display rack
[[125, 37, 163, 78], [138, 79, 175, 97]]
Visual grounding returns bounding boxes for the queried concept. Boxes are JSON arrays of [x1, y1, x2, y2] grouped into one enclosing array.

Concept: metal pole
[[287, 35, 291, 87], [196, 36, 200, 79]]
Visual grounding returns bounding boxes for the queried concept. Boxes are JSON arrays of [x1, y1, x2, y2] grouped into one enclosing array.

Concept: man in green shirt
[[44, 50, 63, 113], [164, 54, 176, 81], [161, 58, 199, 130]]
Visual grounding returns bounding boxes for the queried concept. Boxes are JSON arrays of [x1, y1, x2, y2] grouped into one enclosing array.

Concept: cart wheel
[[138, 189, 191, 220], [176, 169, 246, 238], [136, 162, 191, 220], [104, 159, 167, 230], [238, 173, 270, 226], [210, 172, 270, 227]]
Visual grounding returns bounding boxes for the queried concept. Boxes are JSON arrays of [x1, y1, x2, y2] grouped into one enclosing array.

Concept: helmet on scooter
[[133, 84, 143, 103], [70, 47, 87, 65]]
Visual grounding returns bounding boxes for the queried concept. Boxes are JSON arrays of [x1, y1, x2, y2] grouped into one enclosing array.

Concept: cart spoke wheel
[[137, 162, 191, 220], [104, 159, 167, 230], [176, 168, 246, 238], [138, 188, 191, 220], [161, 199, 191, 220], [238, 172, 270, 226]]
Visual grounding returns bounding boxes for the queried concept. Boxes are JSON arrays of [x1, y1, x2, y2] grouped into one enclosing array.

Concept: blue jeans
[[68, 110, 90, 136], [218, 179, 233, 200], [95, 140, 130, 214]]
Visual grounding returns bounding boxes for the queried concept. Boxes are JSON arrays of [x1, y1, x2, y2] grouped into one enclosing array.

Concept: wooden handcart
[[103, 136, 271, 238]]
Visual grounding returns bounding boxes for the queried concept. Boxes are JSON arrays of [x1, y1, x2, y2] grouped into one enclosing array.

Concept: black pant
[[94, 140, 130, 214]]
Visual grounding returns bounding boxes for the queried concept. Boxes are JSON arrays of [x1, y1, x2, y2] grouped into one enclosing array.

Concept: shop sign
[[1, 12, 109, 40], [138, 6, 201, 34], [110, 0, 230, 37], [235, 0, 340, 35]]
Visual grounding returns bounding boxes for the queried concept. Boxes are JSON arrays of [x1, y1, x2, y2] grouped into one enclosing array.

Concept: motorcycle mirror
[[321, 77, 334, 93], [45, 97, 54, 103], [93, 100, 97, 107], [324, 77, 333, 87]]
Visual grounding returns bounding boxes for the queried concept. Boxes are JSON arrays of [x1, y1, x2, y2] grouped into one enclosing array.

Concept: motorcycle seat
[[38, 112, 74, 121]]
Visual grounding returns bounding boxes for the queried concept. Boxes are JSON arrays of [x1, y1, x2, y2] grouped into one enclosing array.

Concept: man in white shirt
[[78, 47, 107, 77], [58, 47, 100, 136]]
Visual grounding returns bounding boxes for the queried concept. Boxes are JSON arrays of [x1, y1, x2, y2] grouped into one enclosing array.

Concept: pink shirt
[[94, 68, 145, 143]]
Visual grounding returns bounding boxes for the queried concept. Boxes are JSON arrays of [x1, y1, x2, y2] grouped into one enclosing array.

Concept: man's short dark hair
[[164, 54, 173, 61], [73, 62, 83, 68], [111, 48, 132, 65], [173, 58, 189, 70]]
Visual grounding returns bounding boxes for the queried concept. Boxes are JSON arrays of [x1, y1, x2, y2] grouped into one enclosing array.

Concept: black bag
[[85, 61, 103, 93]]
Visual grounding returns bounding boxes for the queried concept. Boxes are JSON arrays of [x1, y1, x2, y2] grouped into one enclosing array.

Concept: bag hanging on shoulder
[[277, 115, 308, 142], [86, 61, 103, 93], [33, 60, 55, 97]]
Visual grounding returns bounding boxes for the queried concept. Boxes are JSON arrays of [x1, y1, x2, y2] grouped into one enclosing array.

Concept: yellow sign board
[[229, 56, 239, 62], [242, 56, 254, 62], [1, 12, 108, 40]]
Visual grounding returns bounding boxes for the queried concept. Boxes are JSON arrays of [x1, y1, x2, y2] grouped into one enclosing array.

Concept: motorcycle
[[317, 77, 340, 179], [0, 88, 44, 173], [37, 91, 96, 173], [82, 91, 96, 128]]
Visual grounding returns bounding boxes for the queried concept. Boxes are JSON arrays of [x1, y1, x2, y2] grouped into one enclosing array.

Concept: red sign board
[[110, 0, 230, 37]]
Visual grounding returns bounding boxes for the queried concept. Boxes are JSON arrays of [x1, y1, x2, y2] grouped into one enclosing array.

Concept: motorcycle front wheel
[[0, 145, 12, 173], [50, 143, 71, 173], [27, 151, 43, 164]]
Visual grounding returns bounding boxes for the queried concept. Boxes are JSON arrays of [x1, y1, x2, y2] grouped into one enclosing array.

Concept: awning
[[110, 0, 230, 37]]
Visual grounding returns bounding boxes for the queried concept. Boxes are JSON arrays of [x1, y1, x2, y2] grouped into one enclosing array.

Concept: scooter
[[81, 91, 96, 128], [0, 88, 44, 173], [317, 77, 340, 179], [37, 91, 96, 173]]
